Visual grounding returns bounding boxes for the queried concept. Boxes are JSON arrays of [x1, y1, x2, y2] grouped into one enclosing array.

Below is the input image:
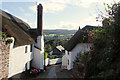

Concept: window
[[25, 46, 27, 53], [62, 50, 65, 53], [68, 60, 69, 65], [30, 44, 32, 52], [68, 52, 69, 55]]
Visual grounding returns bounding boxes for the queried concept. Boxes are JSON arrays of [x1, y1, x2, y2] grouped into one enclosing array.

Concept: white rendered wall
[[8, 37, 33, 78], [62, 50, 71, 70], [32, 36, 44, 70], [67, 51, 72, 70], [69, 43, 92, 70], [45, 58, 49, 66], [62, 54, 67, 69], [36, 36, 44, 49], [49, 58, 62, 65], [32, 47, 44, 69]]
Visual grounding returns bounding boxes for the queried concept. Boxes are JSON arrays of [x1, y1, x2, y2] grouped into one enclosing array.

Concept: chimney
[[79, 26, 81, 30], [37, 4, 43, 36]]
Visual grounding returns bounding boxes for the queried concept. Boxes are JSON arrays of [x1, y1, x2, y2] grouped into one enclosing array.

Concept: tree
[[87, 1, 120, 79]]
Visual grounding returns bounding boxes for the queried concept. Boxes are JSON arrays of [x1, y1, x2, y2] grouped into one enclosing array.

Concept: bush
[[44, 52, 48, 60], [74, 51, 89, 63], [6, 39, 13, 45], [87, 2, 120, 79], [48, 55, 59, 59], [73, 51, 89, 78]]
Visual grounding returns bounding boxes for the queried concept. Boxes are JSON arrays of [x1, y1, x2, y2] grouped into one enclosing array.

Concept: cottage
[[51, 45, 65, 57], [0, 4, 44, 78], [47, 45, 64, 65], [62, 26, 96, 70]]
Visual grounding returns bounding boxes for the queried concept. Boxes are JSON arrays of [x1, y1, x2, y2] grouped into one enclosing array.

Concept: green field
[[44, 34, 56, 37]]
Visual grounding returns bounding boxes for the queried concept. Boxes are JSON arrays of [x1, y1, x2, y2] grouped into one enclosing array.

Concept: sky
[[0, 0, 119, 30]]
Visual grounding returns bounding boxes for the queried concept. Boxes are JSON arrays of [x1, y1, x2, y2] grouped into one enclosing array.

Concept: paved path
[[47, 66, 57, 78], [10, 64, 74, 79]]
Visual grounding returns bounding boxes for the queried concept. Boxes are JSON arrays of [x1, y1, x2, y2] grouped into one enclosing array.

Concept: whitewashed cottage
[[1, 4, 44, 78], [62, 26, 96, 70]]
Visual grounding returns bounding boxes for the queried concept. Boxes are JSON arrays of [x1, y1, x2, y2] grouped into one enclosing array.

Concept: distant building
[[62, 26, 96, 70], [0, 4, 44, 78], [52, 45, 65, 57]]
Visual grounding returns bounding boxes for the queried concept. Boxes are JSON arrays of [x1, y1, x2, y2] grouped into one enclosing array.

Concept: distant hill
[[43, 29, 77, 35], [43, 29, 77, 40]]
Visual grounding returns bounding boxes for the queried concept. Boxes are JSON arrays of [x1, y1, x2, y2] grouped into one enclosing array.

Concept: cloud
[[43, 13, 102, 30], [29, 5, 37, 13], [1, 0, 34, 2], [67, 1, 93, 8], [81, 13, 102, 28], [58, 21, 79, 30], [18, 7, 33, 18], [43, 2, 67, 13], [29, 0, 97, 13], [24, 13, 32, 17], [100, 0, 120, 4], [19, 7, 25, 12], [45, 16, 101, 30], [44, 21, 80, 30], [29, 2, 67, 13]]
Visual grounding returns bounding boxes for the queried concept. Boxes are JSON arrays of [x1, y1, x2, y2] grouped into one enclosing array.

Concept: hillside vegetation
[[43, 29, 77, 40]]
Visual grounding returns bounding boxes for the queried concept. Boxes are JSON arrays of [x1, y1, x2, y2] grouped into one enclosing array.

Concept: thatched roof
[[28, 29, 39, 42], [64, 30, 86, 51], [1, 9, 38, 47], [81, 25, 98, 31], [64, 25, 98, 51]]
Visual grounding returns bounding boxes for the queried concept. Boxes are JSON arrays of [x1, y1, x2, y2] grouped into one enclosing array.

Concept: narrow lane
[[47, 65, 57, 78], [9, 64, 74, 79]]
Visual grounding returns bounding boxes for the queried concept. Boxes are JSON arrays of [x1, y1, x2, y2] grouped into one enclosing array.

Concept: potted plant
[[6, 39, 13, 45], [29, 68, 41, 77]]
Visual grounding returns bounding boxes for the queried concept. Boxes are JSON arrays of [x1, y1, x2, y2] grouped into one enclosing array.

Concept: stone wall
[[0, 39, 10, 79]]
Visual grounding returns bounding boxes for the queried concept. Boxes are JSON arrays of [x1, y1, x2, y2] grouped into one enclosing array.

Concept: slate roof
[[64, 25, 98, 51], [1, 9, 38, 47]]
